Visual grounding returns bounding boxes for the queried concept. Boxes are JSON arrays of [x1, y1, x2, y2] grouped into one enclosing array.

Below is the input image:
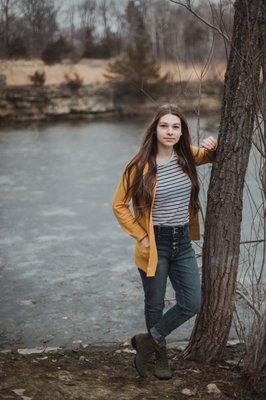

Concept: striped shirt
[[152, 151, 192, 226]]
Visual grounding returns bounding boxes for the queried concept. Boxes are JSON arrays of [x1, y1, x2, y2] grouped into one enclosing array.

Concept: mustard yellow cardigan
[[112, 145, 216, 277]]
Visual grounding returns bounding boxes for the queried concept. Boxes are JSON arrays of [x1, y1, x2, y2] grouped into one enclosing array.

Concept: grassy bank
[[0, 59, 226, 87]]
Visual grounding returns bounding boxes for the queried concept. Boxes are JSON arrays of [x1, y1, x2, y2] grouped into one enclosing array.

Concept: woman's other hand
[[140, 235, 150, 247], [200, 136, 218, 151]]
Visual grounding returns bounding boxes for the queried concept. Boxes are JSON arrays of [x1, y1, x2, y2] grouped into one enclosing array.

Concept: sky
[[56, 0, 223, 30]]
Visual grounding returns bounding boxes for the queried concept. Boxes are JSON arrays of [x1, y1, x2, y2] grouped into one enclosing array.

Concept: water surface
[[0, 117, 263, 350]]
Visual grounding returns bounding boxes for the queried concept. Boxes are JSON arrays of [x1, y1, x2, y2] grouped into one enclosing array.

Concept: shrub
[[41, 36, 73, 65], [29, 70, 46, 86], [64, 72, 83, 91], [7, 36, 28, 59], [83, 35, 120, 59], [0, 74, 6, 88]]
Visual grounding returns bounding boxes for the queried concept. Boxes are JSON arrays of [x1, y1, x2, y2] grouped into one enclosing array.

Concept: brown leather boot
[[131, 333, 160, 377], [154, 346, 172, 379]]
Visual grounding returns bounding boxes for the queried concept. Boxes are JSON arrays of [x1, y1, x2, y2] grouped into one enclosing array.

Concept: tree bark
[[261, 1, 266, 202], [183, 0, 264, 361]]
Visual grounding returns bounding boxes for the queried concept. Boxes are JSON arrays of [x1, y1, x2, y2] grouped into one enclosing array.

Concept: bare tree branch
[[236, 289, 262, 319], [168, 0, 230, 42]]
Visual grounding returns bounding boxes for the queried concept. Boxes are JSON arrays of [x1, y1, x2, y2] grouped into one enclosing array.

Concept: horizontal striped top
[[152, 151, 192, 226]]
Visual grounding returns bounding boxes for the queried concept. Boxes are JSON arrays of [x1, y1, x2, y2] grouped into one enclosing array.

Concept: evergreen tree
[[104, 0, 166, 97], [105, 36, 161, 86]]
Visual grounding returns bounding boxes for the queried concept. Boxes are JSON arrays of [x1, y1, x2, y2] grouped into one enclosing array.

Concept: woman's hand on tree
[[200, 136, 218, 151]]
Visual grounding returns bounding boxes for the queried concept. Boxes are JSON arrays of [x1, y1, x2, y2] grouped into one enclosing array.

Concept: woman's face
[[156, 113, 182, 148]]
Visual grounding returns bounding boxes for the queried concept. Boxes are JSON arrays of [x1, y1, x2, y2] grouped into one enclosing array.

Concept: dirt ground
[[0, 59, 226, 86], [0, 343, 265, 400]]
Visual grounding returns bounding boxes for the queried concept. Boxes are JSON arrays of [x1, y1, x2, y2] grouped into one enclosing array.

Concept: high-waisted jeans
[[138, 223, 201, 347]]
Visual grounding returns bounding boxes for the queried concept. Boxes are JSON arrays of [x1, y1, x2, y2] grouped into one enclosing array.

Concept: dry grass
[[0, 58, 108, 86], [160, 59, 226, 84], [0, 58, 227, 87]]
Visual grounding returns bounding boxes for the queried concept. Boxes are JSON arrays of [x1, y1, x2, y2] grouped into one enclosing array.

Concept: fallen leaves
[[206, 383, 222, 396], [12, 389, 25, 396], [181, 387, 197, 396], [12, 388, 32, 400], [180, 383, 222, 398], [115, 348, 136, 354]]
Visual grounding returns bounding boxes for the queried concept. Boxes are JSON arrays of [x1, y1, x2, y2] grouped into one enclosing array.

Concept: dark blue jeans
[[138, 223, 201, 347]]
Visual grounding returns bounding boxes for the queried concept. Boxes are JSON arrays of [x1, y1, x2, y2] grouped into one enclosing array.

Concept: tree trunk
[[261, 1, 266, 203], [183, 0, 263, 361]]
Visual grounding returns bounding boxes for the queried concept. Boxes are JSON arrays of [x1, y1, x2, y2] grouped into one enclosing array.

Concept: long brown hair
[[123, 104, 200, 222]]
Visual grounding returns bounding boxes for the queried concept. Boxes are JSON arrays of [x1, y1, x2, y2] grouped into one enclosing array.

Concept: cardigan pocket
[[136, 242, 150, 259]]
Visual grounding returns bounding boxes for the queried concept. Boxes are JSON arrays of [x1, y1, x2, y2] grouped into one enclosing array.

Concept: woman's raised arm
[[190, 135, 218, 166]]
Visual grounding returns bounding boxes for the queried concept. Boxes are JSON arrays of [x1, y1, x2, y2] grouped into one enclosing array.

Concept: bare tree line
[[0, 0, 233, 61]]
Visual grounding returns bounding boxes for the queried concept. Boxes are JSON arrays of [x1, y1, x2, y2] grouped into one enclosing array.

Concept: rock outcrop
[[0, 82, 223, 124], [0, 84, 119, 123]]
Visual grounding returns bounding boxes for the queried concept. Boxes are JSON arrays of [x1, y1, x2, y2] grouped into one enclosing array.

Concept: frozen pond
[[0, 118, 264, 350]]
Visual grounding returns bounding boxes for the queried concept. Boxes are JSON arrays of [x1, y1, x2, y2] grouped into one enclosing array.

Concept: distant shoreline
[[0, 81, 223, 125]]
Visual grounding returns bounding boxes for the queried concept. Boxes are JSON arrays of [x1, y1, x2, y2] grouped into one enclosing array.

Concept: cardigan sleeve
[[112, 168, 148, 243], [190, 144, 217, 166]]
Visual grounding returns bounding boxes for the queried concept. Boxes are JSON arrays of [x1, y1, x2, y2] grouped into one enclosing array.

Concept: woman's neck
[[156, 146, 174, 165], [156, 144, 174, 158]]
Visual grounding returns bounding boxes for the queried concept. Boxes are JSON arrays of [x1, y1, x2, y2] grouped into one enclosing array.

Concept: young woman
[[112, 104, 218, 380]]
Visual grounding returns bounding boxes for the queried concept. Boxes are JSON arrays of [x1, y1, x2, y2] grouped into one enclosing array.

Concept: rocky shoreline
[[1, 342, 265, 400], [0, 82, 223, 124]]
